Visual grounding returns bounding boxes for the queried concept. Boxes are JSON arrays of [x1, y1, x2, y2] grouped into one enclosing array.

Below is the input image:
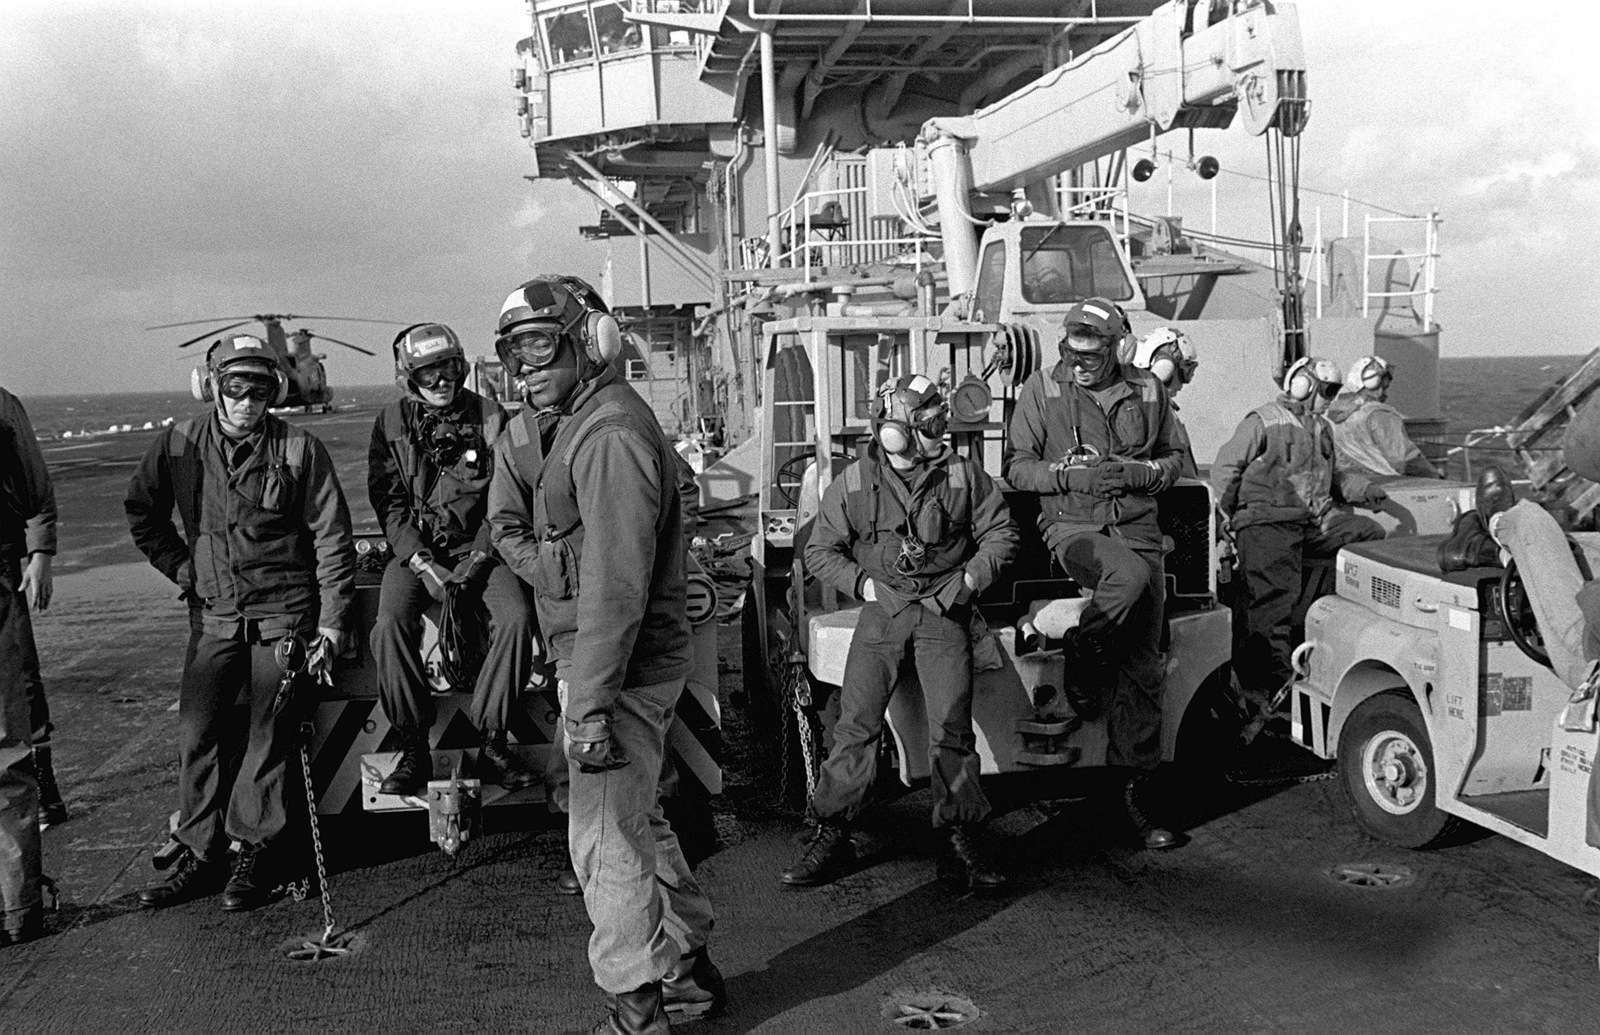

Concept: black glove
[[564, 715, 630, 773], [409, 551, 459, 604], [1060, 465, 1126, 496], [1119, 461, 1163, 495], [1364, 486, 1390, 507], [451, 549, 492, 590]]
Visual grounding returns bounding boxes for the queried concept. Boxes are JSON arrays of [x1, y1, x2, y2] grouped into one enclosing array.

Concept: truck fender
[[1299, 594, 1436, 756]]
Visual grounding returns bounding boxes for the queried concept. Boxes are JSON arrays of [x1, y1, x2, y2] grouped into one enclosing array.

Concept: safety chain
[[285, 721, 349, 961], [1225, 765, 1339, 788], [776, 658, 820, 809]]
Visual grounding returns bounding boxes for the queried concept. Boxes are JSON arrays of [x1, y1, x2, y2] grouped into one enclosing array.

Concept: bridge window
[[1019, 225, 1134, 304], [593, 2, 644, 56], [543, 7, 595, 66]]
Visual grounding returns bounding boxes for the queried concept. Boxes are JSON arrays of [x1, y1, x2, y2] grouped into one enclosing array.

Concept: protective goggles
[[1316, 380, 1342, 400], [411, 357, 465, 389], [1066, 343, 1113, 370], [218, 373, 277, 402], [893, 534, 927, 578], [497, 327, 567, 375]]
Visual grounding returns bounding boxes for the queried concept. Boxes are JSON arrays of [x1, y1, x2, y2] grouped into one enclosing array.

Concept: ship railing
[[770, 185, 934, 280], [1056, 184, 1131, 249], [1416, 427, 1562, 483], [1363, 212, 1440, 328]]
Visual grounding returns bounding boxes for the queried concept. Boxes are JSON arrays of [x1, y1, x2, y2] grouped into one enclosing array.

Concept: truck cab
[[1291, 526, 1600, 876]]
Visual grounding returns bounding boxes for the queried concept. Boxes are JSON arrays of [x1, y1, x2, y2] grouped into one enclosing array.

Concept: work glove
[[1063, 463, 1138, 498], [564, 715, 630, 773], [451, 549, 492, 591], [409, 551, 459, 603], [1117, 460, 1164, 495], [1363, 486, 1390, 508]]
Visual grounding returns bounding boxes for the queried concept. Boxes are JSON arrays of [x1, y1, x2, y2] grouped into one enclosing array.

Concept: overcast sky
[[3, 1, 1596, 397]]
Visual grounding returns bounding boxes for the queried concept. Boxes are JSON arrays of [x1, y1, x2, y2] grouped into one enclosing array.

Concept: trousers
[[1054, 531, 1166, 770], [809, 601, 990, 828], [175, 613, 311, 858], [1495, 501, 1593, 692], [566, 675, 715, 995], [369, 557, 534, 735], [0, 559, 41, 934]]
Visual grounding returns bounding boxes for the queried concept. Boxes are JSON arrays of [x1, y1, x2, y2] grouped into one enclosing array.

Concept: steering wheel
[[775, 451, 852, 507], [1499, 559, 1551, 667]]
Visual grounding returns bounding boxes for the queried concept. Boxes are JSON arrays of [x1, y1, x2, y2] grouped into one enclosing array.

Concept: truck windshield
[[1018, 225, 1134, 304]]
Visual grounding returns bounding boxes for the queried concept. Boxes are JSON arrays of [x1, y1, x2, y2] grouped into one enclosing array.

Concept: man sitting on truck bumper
[[1002, 298, 1185, 850], [783, 375, 1019, 890]]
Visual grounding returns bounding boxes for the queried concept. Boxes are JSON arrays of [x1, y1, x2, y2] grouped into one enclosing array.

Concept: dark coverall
[[488, 365, 713, 996], [803, 443, 1018, 828], [1, 387, 53, 937], [126, 413, 355, 860], [366, 392, 533, 737], [1004, 361, 1185, 771], [1211, 397, 1385, 702]]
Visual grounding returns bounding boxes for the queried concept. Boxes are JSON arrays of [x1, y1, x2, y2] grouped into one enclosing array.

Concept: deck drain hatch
[[1326, 861, 1415, 890], [882, 991, 980, 1029]]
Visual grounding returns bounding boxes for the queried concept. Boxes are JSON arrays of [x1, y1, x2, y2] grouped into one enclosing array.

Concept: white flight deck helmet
[[1133, 327, 1198, 387], [1344, 355, 1394, 394], [1281, 356, 1343, 403]]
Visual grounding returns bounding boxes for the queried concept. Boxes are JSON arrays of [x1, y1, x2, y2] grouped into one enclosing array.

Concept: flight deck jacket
[[1211, 396, 1378, 532], [125, 412, 356, 638], [487, 367, 689, 726], [806, 443, 1018, 617], [0, 387, 56, 563], [1003, 361, 1184, 550], [368, 391, 507, 564]]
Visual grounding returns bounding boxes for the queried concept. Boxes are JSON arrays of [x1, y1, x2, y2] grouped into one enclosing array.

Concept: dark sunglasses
[[498, 329, 565, 375], [219, 375, 276, 402], [412, 358, 465, 389]]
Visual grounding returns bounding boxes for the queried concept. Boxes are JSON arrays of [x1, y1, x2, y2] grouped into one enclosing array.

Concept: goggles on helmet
[[411, 357, 465, 390], [218, 373, 277, 403], [497, 326, 567, 375], [893, 534, 927, 578]]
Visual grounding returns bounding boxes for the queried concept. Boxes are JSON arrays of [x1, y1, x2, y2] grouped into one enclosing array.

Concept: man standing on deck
[[1, 386, 55, 945], [125, 335, 355, 912], [1133, 326, 1201, 477], [487, 275, 719, 1034], [1325, 355, 1441, 478], [1004, 298, 1186, 850], [366, 323, 538, 800]]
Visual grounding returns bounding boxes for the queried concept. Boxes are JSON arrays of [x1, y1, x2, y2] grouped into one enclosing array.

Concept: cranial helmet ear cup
[[586, 311, 622, 365], [877, 421, 912, 455], [1150, 356, 1177, 383]]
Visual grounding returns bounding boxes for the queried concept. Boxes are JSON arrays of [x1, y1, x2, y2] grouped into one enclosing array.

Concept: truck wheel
[[1337, 692, 1462, 849]]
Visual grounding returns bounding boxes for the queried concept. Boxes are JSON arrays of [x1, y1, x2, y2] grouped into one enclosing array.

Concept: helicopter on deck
[[150, 313, 406, 413]]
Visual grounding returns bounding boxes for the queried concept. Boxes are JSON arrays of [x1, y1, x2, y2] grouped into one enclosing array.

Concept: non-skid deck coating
[[4, 412, 1599, 1032]]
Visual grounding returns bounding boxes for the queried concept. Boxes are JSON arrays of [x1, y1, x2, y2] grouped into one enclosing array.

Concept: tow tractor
[[1290, 511, 1600, 877]]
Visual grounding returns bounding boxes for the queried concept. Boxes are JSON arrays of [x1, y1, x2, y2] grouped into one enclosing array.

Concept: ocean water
[[21, 385, 398, 440]]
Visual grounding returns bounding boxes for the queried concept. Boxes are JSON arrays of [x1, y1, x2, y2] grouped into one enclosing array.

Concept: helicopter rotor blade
[[174, 320, 257, 349], [276, 315, 413, 326], [306, 332, 377, 357], [146, 316, 257, 331]]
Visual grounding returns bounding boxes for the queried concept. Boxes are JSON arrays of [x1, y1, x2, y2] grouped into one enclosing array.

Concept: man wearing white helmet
[[783, 374, 1019, 892], [367, 323, 537, 799], [1325, 355, 1440, 478], [125, 334, 355, 912], [1212, 356, 1387, 713], [1134, 326, 1200, 476], [487, 275, 718, 1033]]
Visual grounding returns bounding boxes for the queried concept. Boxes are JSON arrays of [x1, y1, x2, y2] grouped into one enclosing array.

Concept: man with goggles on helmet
[[1004, 298, 1186, 850], [126, 334, 355, 912], [487, 275, 718, 1033], [1134, 327, 1201, 477], [783, 374, 1019, 893], [1325, 354, 1441, 478], [366, 323, 538, 799], [1212, 356, 1386, 719]]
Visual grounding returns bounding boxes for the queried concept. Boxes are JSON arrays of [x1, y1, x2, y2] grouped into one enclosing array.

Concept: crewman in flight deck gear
[[1134, 326, 1201, 477], [126, 334, 356, 912], [1211, 356, 1388, 714], [1325, 354, 1441, 478], [783, 374, 1019, 891], [1004, 297, 1186, 850], [367, 323, 537, 797], [486, 275, 719, 1034]]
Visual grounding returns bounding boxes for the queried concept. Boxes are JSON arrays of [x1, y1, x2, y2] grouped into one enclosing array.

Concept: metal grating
[[1371, 575, 1402, 609]]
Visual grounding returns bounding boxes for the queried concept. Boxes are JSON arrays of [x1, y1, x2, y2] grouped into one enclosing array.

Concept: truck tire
[[1337, 692, 1463, 849]]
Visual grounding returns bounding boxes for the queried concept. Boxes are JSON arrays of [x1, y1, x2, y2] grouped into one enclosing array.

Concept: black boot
[[591, 981, 669, 1035], [663, 945, 727, 1021], [780, 823, 854, 887], [379, 732, 432, 796], [222, 842, 287, 912], [1438, 511, 1501, 572], [479, 731, 537, 791], [1, 903, 43, 947], [937, 824, 1008, 891], [34, 744, 67, 832], [138, 848, 228, 909], [1124, 775, 1179, 851]]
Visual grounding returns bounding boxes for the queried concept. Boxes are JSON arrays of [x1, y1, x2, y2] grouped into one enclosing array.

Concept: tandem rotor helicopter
[[148, 314, 407, 413]]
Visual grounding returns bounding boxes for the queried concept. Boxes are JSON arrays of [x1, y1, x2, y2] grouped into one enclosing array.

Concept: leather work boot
[[780, 823, 854, 887], [555, 868, 583, 895], [1124, 775, 1178, 851], [1438, 511, 1501, 572], [591, 981, 669, 1035], [222, 842, 287, 912], [1475, 464, 1518, 525], [937, 824, 1008, 891], [1061, 632, 1107, 721], [663, 945, 727, 1021], [1, 903, 44, 947], [34, 744, 68, 832], [479, 731, 537, 791], [379, 732, 431, 796], [138, 849, 229, 909]]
